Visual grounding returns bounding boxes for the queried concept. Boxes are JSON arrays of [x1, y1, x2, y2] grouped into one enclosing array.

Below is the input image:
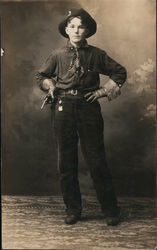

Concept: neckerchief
[[67, 40, 88, 85]]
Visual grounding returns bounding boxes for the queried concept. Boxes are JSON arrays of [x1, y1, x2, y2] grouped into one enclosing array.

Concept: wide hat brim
[[58, 8, 97, 38]]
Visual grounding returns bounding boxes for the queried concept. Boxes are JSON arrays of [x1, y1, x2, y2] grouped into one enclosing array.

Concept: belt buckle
[[70, 89, 78, 95]]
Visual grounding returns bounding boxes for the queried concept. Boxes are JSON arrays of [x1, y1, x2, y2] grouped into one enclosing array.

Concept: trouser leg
[[77, 99, 118, 213], [54, 97, 82, 216]]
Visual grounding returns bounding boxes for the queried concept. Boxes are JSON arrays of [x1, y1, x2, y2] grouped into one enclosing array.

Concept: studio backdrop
[[1, 0, 156, 196]]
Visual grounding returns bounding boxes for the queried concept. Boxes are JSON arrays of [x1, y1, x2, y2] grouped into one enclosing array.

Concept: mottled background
[[1, 0, 156, 196]]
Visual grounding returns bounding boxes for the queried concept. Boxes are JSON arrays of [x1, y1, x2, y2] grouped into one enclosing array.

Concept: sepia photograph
[[1, 0, 156, 249]]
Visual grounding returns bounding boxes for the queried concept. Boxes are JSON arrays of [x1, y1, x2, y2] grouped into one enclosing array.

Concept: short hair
[[66, 16, 87, 27]]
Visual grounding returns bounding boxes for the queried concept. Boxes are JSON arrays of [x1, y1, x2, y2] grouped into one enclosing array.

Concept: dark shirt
[[36, 40, 127, 92]]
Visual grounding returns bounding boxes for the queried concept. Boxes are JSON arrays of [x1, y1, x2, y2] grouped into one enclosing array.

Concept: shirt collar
[[66, 39, 89, 50]]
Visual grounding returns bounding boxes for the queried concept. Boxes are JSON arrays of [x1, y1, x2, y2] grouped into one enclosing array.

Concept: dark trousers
[[54, 95, 118, 216]]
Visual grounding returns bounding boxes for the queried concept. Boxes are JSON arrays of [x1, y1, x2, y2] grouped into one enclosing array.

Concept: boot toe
[[106, 216, 120, 226], [64, 214, 80, 225]]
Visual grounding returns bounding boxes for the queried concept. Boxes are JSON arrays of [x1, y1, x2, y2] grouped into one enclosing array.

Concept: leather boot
[[64, 214, 80, 225], [104, 207, 121, 226]]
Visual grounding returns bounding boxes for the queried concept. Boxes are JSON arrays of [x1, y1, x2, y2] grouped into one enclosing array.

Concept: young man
[[36, 8, 127, 225]]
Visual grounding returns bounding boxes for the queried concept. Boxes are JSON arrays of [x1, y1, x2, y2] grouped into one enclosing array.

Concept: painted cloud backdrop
[[2, 0, 156, 196]]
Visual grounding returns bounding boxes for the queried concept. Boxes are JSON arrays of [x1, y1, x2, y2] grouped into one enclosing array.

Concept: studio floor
[[2, 195, 157, 250]]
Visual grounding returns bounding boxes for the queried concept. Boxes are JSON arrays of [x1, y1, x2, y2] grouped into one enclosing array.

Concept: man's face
[[65, 17, 88, 44]]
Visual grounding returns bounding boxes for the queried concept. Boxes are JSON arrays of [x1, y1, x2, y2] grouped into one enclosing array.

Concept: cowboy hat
[[58, 8, 97, 38]]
